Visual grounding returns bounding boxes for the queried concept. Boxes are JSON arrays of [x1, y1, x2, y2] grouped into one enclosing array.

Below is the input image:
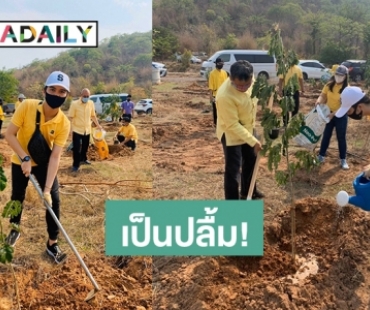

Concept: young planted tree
[[0, 155, 22, 309], [251, 25, 318, 259]]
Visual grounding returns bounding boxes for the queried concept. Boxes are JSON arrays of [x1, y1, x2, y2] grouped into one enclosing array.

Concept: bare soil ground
[[0, 114, 153, 309], [152, 63, 370, 309]]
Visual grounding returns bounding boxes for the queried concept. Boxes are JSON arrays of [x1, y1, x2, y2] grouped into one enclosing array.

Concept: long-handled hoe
[[27, 171, 100, 302]]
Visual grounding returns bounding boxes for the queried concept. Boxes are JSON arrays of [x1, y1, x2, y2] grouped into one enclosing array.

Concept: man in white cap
[[5, 71, 71, 264], [15, 93, 26, 110], [336, 86, 370, 178]]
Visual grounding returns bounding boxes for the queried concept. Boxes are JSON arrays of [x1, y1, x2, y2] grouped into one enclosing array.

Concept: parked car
[[298, 60, 329, 80], [190, 55, 202, 64], [3, 103, 15, 114], [341, 60, 366, 82], [134, 99, 152, 115], [152, 62, 167, 77]]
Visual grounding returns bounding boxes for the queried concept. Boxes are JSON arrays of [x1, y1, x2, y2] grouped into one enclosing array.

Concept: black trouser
[[282, 90, 300, 126], [72, 132, 90, 168], [10, 163, 60, 240], [117, 135, 136, 150], [211, 97, 217, 125], [0, 120, 3, 135], [221, 134, 257, 200]]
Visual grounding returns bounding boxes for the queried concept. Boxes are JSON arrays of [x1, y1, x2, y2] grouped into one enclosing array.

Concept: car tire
[[303, 72, 308, 80], [146, 108, 152, 115]]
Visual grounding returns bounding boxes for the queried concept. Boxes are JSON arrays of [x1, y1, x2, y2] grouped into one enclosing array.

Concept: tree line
[[153, 0, 370, 65], [0, 31, 152, 103]]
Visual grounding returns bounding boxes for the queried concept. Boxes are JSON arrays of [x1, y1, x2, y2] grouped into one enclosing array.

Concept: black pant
[[282, 90, 300, 126], [221, 134, 257, 200], [72, 132, 90, 168], [117, 135, 136, 150], [10, 163, 60, 240], [0, 119, 3, 134], [211, 97, 217, 125]]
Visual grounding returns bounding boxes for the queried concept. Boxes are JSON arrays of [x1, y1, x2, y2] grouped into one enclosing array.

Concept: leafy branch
[[0, 154, 22, 309], [252, 24, 318, 260]]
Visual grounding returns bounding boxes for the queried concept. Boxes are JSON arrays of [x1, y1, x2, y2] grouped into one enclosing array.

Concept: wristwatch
[[21, 156, 31, 162]]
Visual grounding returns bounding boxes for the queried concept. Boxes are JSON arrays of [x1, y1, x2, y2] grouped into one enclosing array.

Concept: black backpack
[[27, 102, 52, 165]]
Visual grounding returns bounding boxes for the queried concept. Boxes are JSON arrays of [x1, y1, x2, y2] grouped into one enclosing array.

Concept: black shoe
[[252, 190, 265, 200], [6, 229, 20, 247], [46, 242, 67, 264], [80, 160, 91, 165]]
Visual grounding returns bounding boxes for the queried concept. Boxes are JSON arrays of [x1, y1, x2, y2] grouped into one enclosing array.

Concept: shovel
[[247, 152, 262, 200], [24, 160, 100, 302]]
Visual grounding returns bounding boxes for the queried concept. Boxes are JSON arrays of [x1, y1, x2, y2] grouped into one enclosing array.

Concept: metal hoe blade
[[28, 172, 100, 301]]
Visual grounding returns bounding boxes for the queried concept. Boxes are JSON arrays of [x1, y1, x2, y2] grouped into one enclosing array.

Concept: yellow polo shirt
[[279, 65, 303, 85], [216, 78, 258, 147], [11, 99, 70, 166], [322, 83, 342, 112], [0, 106, 4, 121], [15, 100, 23, 110], [68, 99, 96, 135], [118, 124, 138, 143], [209, 68, 228, 97]]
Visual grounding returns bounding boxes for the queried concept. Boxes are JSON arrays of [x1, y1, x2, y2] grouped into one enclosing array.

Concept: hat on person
[[18, 93, 26, 99], [335, 86, 366, 118], [214, 57, 223, 64], [335, 65, 349, 76], [45, 71, 70, 92]]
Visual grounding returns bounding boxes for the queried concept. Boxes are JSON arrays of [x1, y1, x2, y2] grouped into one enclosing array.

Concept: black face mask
[[45, 93, 66, 109], [348, 111, 363, 120], [216, 64, 223, 69]]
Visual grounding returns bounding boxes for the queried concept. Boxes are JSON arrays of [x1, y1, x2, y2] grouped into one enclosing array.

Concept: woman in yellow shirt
[[315, 65, 349, 169], [0, 98, 4, 138]]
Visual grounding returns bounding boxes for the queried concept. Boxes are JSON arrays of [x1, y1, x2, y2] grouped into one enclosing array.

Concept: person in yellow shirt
[[0, 98, 4, 138], [208, 57, 228, 125], [113, 116, 138, 151], [68, 88, 102, 172], [278, 58, 305, 127], [216, 60, 264, 200], [330, 64, 339, 76], [15, 93, 26, 110], [4, 71, 71, 264], [315, 65, 350, 169]]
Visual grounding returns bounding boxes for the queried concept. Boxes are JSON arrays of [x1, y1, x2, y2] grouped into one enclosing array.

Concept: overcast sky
[[0, 0, 152, 70]]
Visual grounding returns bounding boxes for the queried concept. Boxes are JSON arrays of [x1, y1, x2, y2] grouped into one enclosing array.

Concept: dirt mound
[[0, 256, 151, 310], [153, 197, 370, 309]]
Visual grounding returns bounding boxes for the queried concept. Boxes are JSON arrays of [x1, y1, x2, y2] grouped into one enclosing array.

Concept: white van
[[200, 49, 277, 80], [89, 93, 128, 115]]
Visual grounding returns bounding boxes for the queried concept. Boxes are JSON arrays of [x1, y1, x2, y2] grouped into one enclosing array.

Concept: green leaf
[[2, 201, 22, 218]]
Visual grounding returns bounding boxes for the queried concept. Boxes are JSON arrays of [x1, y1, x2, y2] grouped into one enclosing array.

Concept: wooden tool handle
[[247, 152, 262, 200]]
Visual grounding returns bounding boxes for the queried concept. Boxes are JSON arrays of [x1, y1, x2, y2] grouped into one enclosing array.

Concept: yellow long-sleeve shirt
[[215, 78, 258, 147]]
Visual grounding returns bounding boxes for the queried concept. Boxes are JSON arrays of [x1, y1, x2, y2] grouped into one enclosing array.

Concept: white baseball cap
[[45, 71, 70, 92], [18, 93, 26, 99], [336, 86, 366, 118]]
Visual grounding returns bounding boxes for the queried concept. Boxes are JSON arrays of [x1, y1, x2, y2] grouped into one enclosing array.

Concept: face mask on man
[[334, 75, 345, 84], [216, 64, 223, 69], [82, 97, 89, 103], [45, 93, 66, 109]]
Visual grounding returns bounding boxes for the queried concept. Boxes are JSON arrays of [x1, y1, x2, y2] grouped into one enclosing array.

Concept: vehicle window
[[218, 54, 231, 62], [119, 96, 127, 101], [90, 97, 97, 103], [138, 100, 146, 103], [234, 54, 254, 62], [300, 62, 311, 67], [341, 62, 351, 67], [254, 55, 274, 63], [313, 62, 324, 68]]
